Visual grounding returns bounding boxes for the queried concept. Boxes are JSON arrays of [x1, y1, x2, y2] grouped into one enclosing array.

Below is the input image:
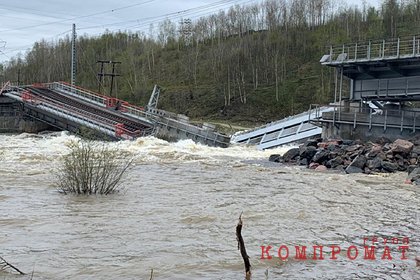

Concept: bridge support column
[[0, 97, 52, 133]]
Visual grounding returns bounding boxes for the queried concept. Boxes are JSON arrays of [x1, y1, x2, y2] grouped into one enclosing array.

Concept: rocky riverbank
[[269, 137, 420, 184]]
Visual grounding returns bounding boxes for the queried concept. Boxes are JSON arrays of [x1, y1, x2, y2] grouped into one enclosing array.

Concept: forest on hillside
[[1, 0, 420, 124]]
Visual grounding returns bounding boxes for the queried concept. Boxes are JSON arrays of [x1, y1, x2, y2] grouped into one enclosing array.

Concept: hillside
[[2, 0, 420, 125]]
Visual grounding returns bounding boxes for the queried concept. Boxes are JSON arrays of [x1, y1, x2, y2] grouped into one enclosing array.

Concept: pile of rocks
[[269, 138, 420, 180]]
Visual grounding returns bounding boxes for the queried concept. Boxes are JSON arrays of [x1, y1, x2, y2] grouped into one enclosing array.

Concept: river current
[[0, 132, 419, 279]]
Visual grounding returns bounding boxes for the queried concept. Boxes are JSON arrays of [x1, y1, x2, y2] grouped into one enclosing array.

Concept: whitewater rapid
[[0, 132, 419, 279]]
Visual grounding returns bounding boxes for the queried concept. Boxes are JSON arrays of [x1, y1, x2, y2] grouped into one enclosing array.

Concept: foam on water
[[114, 136, 295, 163], [0, 132, 295, 166]]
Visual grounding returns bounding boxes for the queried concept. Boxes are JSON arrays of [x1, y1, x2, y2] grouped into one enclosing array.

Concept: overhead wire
[[77, 0, 259, 32], [0, 0, 263, 59], [101, 0, 260, 39], [0, 0, 156, 33], [77, 43, 106, 93], [0, 30, 72, 59], [0, 7, 114, 26], [0, 4, 79, 18]]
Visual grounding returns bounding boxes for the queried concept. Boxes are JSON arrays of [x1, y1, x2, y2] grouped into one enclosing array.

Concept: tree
[[2, 0, 417, 124]]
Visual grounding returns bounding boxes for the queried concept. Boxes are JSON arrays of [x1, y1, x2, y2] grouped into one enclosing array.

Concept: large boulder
[[269, 154, 282, 163], [326, 156, 344, 169], [377, 152, 387, 160], [309, 162, 320, 169], [381, 161, 398, 172], [412, 145, 420, 155], [312, 150, 330, 164], [390, 139, 414, 155], [315, 165, 328, 172], [366, 157, 382, 171], [348, 155, 367, 169], [345, 165, 364, 174], [367, 144, 383, 158], [299, 158, 308, 166], [407, 165, 417, 175], [342, 140, 354, 146], [408, 167, 420, 182], [299, 146, 317, 161], [317, 140, 341, 149], [303, 139, 320, 148], [345, 145, 362, 153], [283, 148, 300, 162]]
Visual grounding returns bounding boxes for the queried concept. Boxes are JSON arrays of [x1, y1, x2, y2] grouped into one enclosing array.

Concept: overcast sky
[[0, 0, 379, 62]]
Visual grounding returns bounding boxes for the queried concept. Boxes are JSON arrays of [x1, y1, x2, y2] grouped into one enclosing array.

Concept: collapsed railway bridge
[[0, 81, 230, 147]]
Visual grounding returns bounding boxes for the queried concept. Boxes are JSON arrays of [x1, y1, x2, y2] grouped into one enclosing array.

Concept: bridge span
[[0, 81, 230, 147]]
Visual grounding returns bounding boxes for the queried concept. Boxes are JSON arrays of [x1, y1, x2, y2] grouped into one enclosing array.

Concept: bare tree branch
[[236, 212, 251, 279], [0, 256, 25, 275]]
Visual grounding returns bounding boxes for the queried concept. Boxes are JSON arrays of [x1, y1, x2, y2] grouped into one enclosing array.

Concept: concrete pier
[[321, 110, 420, 141], [0, 96, 51, 133]]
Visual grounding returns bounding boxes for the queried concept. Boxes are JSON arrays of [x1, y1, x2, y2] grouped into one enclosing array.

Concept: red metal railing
[[52, 82, 146, 115], [114, 123, 142, 140], [21, 90, 39, 104], [32, 83, 46, 88]]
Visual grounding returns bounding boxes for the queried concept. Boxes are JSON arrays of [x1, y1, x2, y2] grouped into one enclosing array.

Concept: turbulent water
[[0, 132, 419, 280]]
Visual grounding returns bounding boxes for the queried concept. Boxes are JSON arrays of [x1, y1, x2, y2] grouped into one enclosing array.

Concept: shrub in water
[[55, 141, 133, 195]]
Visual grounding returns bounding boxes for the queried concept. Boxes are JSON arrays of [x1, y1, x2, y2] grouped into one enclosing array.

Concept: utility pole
[[71, 23, 77, 87], [179, 18, 192, 46], [96, 60, 121, 97], [97, 60, 106, 93], [110, 61, 121, 96]]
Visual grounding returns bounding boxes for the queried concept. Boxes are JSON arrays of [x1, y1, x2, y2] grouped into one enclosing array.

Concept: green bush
[[55, 141, 133, 195]]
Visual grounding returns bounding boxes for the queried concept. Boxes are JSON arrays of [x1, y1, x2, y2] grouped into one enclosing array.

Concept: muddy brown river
[[0, 133, 419, 279]]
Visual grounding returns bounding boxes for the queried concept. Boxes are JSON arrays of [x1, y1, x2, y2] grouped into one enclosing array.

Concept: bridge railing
[[31, 90, 118, 128], [4, 83, 157, 140], [114, 123, 152, 140], [120, 103, 150, 119], [313, 103, 420, 133], [323, 35, 420, 64], [7, 85, 123, 137], [49, 82, 152, 120], [48, 82, 108, 107], [35, 90, 153, 139]]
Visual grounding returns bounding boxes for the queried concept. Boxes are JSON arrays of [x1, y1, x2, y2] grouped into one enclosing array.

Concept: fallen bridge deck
[[0, 82, 231, 147]]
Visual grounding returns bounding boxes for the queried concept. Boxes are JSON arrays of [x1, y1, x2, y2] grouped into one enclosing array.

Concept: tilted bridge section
[[231, 106, 334, 150], [0, 81, 230, 147]]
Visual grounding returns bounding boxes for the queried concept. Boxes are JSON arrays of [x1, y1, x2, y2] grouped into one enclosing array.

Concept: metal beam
[[71, 24, 76, 87]]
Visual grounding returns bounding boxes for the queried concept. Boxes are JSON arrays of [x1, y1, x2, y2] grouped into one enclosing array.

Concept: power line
[[106, 0, 260, 35], [0, 29, 72, 61], [77, 0, 258, 32], [0, 0, 262, 59], [0, 0, 156, 33], [0, 4, 79, 18], [0, 7, 113, 27], [2, 30, 72, 52]]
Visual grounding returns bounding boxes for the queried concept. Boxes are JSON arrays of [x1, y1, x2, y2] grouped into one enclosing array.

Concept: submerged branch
[[236, 212, 251, 279], [0, 256, 25, 275]]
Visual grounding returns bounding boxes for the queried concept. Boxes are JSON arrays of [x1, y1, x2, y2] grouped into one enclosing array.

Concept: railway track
[[2, 82, 231, 146], [26, 86, 151, 134]]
